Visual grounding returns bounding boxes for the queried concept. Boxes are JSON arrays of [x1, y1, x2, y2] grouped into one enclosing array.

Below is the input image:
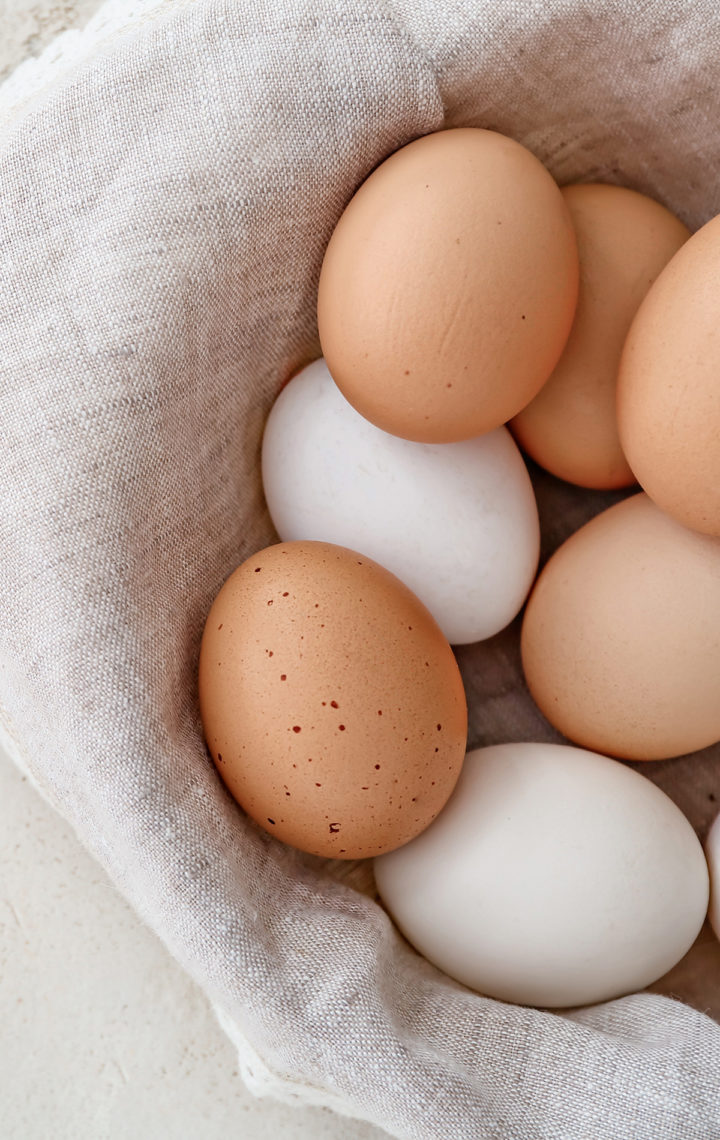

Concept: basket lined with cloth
[[2, 1, 720, 1136]]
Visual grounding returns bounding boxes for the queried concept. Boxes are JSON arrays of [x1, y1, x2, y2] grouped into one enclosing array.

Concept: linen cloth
[[2, 1, 720, 1136]]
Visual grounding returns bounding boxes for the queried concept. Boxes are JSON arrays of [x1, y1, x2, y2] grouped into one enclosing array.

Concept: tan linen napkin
[[2, 1, 719, 1136]]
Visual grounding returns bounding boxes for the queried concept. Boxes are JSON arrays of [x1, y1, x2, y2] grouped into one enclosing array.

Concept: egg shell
[[198, 540, 467, 859], [707, 813, 720, 946], [317, 127, 579, 443], [261, 359, 540, 645], [511, 184, 689, 489], [617, 212, 720, 536], [521, 493, 720, 761], [375, 743, 709, 1009]]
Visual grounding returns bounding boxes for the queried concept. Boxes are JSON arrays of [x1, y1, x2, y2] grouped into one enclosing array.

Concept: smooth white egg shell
[[706, 812, 720, 945], [374, 743, 709, 1008], [261, 360, 540, 645]]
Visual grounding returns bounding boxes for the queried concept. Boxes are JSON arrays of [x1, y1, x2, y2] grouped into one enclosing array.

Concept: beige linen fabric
[[2, 1, 720, 1136]]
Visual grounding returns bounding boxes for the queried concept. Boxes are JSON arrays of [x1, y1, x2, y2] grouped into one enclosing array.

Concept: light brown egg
[[617, 212, 720, 536], [511, 184, 689, 489], [521, 493, 720, 761], [198, 541, 467, 858], [317, 128, 578, 443]]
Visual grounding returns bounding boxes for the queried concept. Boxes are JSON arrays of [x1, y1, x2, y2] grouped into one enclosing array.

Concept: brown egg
[[521, 493, 720, 761], [511, 184, 689, 489], [317, 128, 578, 443], [617, 212, 720, 536], [198, 541, 467, 858]]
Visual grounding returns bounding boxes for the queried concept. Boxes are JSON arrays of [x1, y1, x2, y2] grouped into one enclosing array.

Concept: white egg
[[706, 813, 720, 944], [261, 360, 539, 644], [374, 743, 709, 1008]]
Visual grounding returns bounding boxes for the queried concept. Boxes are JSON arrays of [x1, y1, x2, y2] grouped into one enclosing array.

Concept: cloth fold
[[2, 1, 719, 1136]]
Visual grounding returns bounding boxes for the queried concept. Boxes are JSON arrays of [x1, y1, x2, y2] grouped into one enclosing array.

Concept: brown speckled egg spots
[[197, 540, 467, 859]]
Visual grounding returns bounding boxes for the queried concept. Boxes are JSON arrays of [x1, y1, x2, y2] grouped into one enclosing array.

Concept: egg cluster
[[199, 128, 720, 1009]]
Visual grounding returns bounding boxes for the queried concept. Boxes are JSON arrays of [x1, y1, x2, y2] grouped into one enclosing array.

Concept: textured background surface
[[0, 749, 383, 1138], [0, 2, 381, 1136], [6, 751, 712, 1130], [0, 0, 101, 83]]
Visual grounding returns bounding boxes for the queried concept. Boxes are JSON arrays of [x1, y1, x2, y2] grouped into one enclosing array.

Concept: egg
[[617, 212, 720, 536], [521, 493, 720, 761], [375, 743, 709, 1008], [707, 813, 720, 946], [511, 184, 689, 489], [198, 541, 467, 858], [317, 127, 579, 443], [261, 359, 540, 645]]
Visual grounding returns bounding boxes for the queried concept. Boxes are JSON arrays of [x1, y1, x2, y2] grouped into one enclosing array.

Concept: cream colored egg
[[511, 184, 688, 489], [521, 493, 720, 761]]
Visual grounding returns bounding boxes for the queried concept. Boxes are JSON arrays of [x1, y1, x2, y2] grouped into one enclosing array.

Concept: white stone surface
[[0, 749, 385, 1139], [0, 0, 104, 85]]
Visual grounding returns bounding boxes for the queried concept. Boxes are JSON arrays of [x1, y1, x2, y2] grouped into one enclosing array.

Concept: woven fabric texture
[[2, 2, 720, 1136]]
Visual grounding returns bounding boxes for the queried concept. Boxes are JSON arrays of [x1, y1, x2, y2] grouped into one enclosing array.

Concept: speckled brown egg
[[317, 128, 579, 443], [521, 493, 720, 761], [511, 184, 689, 489], [198, 541, 468, 858]]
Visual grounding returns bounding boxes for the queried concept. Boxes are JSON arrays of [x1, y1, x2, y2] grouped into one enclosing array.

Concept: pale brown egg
[[511, 184, 689, 489], [317, 128, 578, 443], [198, 541, 467, 858], [618, 212, 720, 536], [521, 493, 720, 761]]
